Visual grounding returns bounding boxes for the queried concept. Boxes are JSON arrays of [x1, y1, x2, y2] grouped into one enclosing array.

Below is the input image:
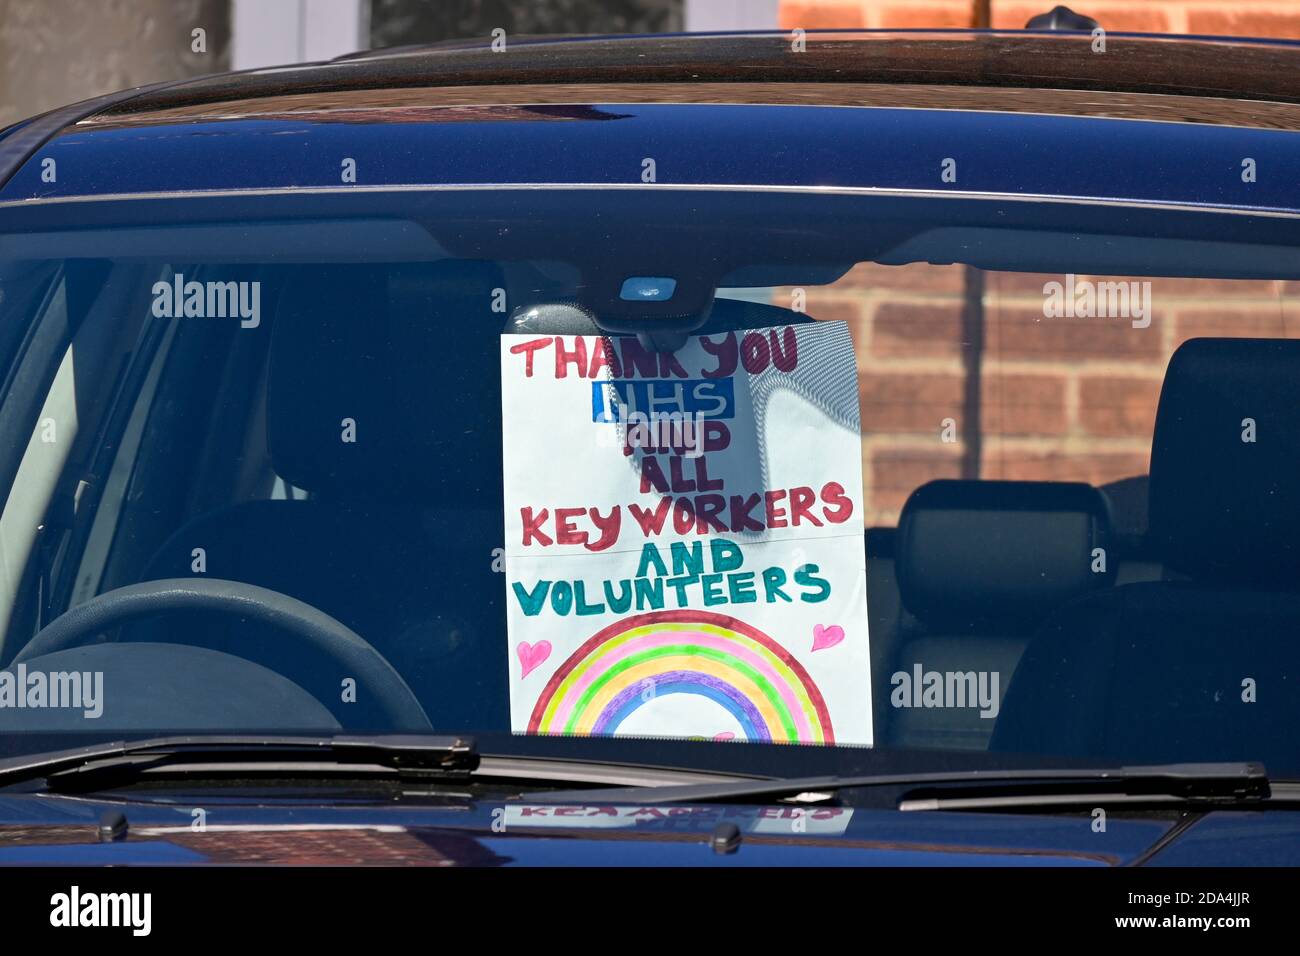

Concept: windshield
[[1, 186, 1297, 777]]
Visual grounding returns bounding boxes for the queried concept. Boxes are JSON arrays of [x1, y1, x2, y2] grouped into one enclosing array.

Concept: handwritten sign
[[500, 321, 872, 746]]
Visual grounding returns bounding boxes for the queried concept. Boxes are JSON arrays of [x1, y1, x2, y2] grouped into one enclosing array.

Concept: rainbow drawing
[[528, 610, 834, 744]]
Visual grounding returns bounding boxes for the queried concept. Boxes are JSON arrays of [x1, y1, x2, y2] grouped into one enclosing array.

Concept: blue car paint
[[0, 792, 1292, 866], [0, 793, 1164, 866], [4, 105, 1300, 214]]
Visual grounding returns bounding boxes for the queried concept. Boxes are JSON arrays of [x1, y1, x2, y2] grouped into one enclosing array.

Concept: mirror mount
[[577, 264, 718, 353]]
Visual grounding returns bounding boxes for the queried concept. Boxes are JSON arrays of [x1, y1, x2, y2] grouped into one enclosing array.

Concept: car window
[[1, 191, 1298, 776]]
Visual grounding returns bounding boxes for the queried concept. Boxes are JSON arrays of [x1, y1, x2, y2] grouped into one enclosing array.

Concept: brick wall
[[770, 1, 1300, 527], [781, 268, 1300, 527], [778, 0, 1300, 37]]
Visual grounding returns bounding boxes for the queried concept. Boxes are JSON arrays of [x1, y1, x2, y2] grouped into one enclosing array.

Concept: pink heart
[[714, 732, 736, 742], [516, 640, 552, 679], [811, 623, 845, 652]]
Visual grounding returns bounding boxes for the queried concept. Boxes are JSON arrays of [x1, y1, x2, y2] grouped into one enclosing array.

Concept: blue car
[[0, 23, 1297, 904]]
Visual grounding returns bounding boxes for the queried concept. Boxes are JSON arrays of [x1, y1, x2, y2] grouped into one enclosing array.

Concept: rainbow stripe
[[528, 610, 833, 744]]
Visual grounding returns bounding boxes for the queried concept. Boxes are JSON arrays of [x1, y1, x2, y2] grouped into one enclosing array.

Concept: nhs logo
[[591, 378, 735, 423]]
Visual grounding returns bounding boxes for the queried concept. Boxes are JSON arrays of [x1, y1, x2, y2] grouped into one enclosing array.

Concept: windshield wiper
[[0, 734, 480, 789], [0, 734, 758, 793], [10, 739, 1271, 809], [520, 762, 1273, 806]]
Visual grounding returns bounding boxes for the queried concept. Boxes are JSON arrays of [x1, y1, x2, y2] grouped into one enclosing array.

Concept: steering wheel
[[13, 578, 431, 730]]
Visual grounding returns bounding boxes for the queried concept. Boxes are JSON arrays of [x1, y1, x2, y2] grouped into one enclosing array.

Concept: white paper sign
[[500, 321, 872, 746]]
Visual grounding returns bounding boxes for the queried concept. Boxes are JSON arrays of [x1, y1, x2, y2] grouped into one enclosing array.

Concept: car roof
[[3, 30, 1298, 131], [87, 31, 1300, 113], [6, 31, 1300, 211]]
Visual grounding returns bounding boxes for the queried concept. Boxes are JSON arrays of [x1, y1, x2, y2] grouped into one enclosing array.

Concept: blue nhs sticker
[[591, 378, 735, 422]]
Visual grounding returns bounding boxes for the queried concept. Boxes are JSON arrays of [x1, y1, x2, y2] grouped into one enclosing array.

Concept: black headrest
[[505, 296, 815, 336], [1150, 338, 1300, 586], [267, 261, 505, 501], [896, 480, 1112, 629]]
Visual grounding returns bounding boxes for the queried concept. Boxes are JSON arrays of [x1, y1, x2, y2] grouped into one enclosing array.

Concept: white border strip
[[2, 182, 1300, 220], [232, 0, 368, 71]]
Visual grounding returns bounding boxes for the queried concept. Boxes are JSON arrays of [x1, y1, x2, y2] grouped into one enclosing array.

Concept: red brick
[[781, 294, 861, 326], [1152, 277, 1280, 298], [1173, 307, 1296, 347], [986, 306, 1162, 360], [869, 446, 965, 516], [987, 274, 1274, 302], [779, 1, 865, 30], [1078, 375, 1162, 438], [734, 290, 865, 340], [1188, 11, 1300, 41], [839, 261, 965, 293], [880, 3, 973, 29], [859, 371, 964, 431], [871, 301, 967, 356], [985, 271, 1064, 297], [980, 373, 1068, 436], [981, 448, 1148, 485]]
